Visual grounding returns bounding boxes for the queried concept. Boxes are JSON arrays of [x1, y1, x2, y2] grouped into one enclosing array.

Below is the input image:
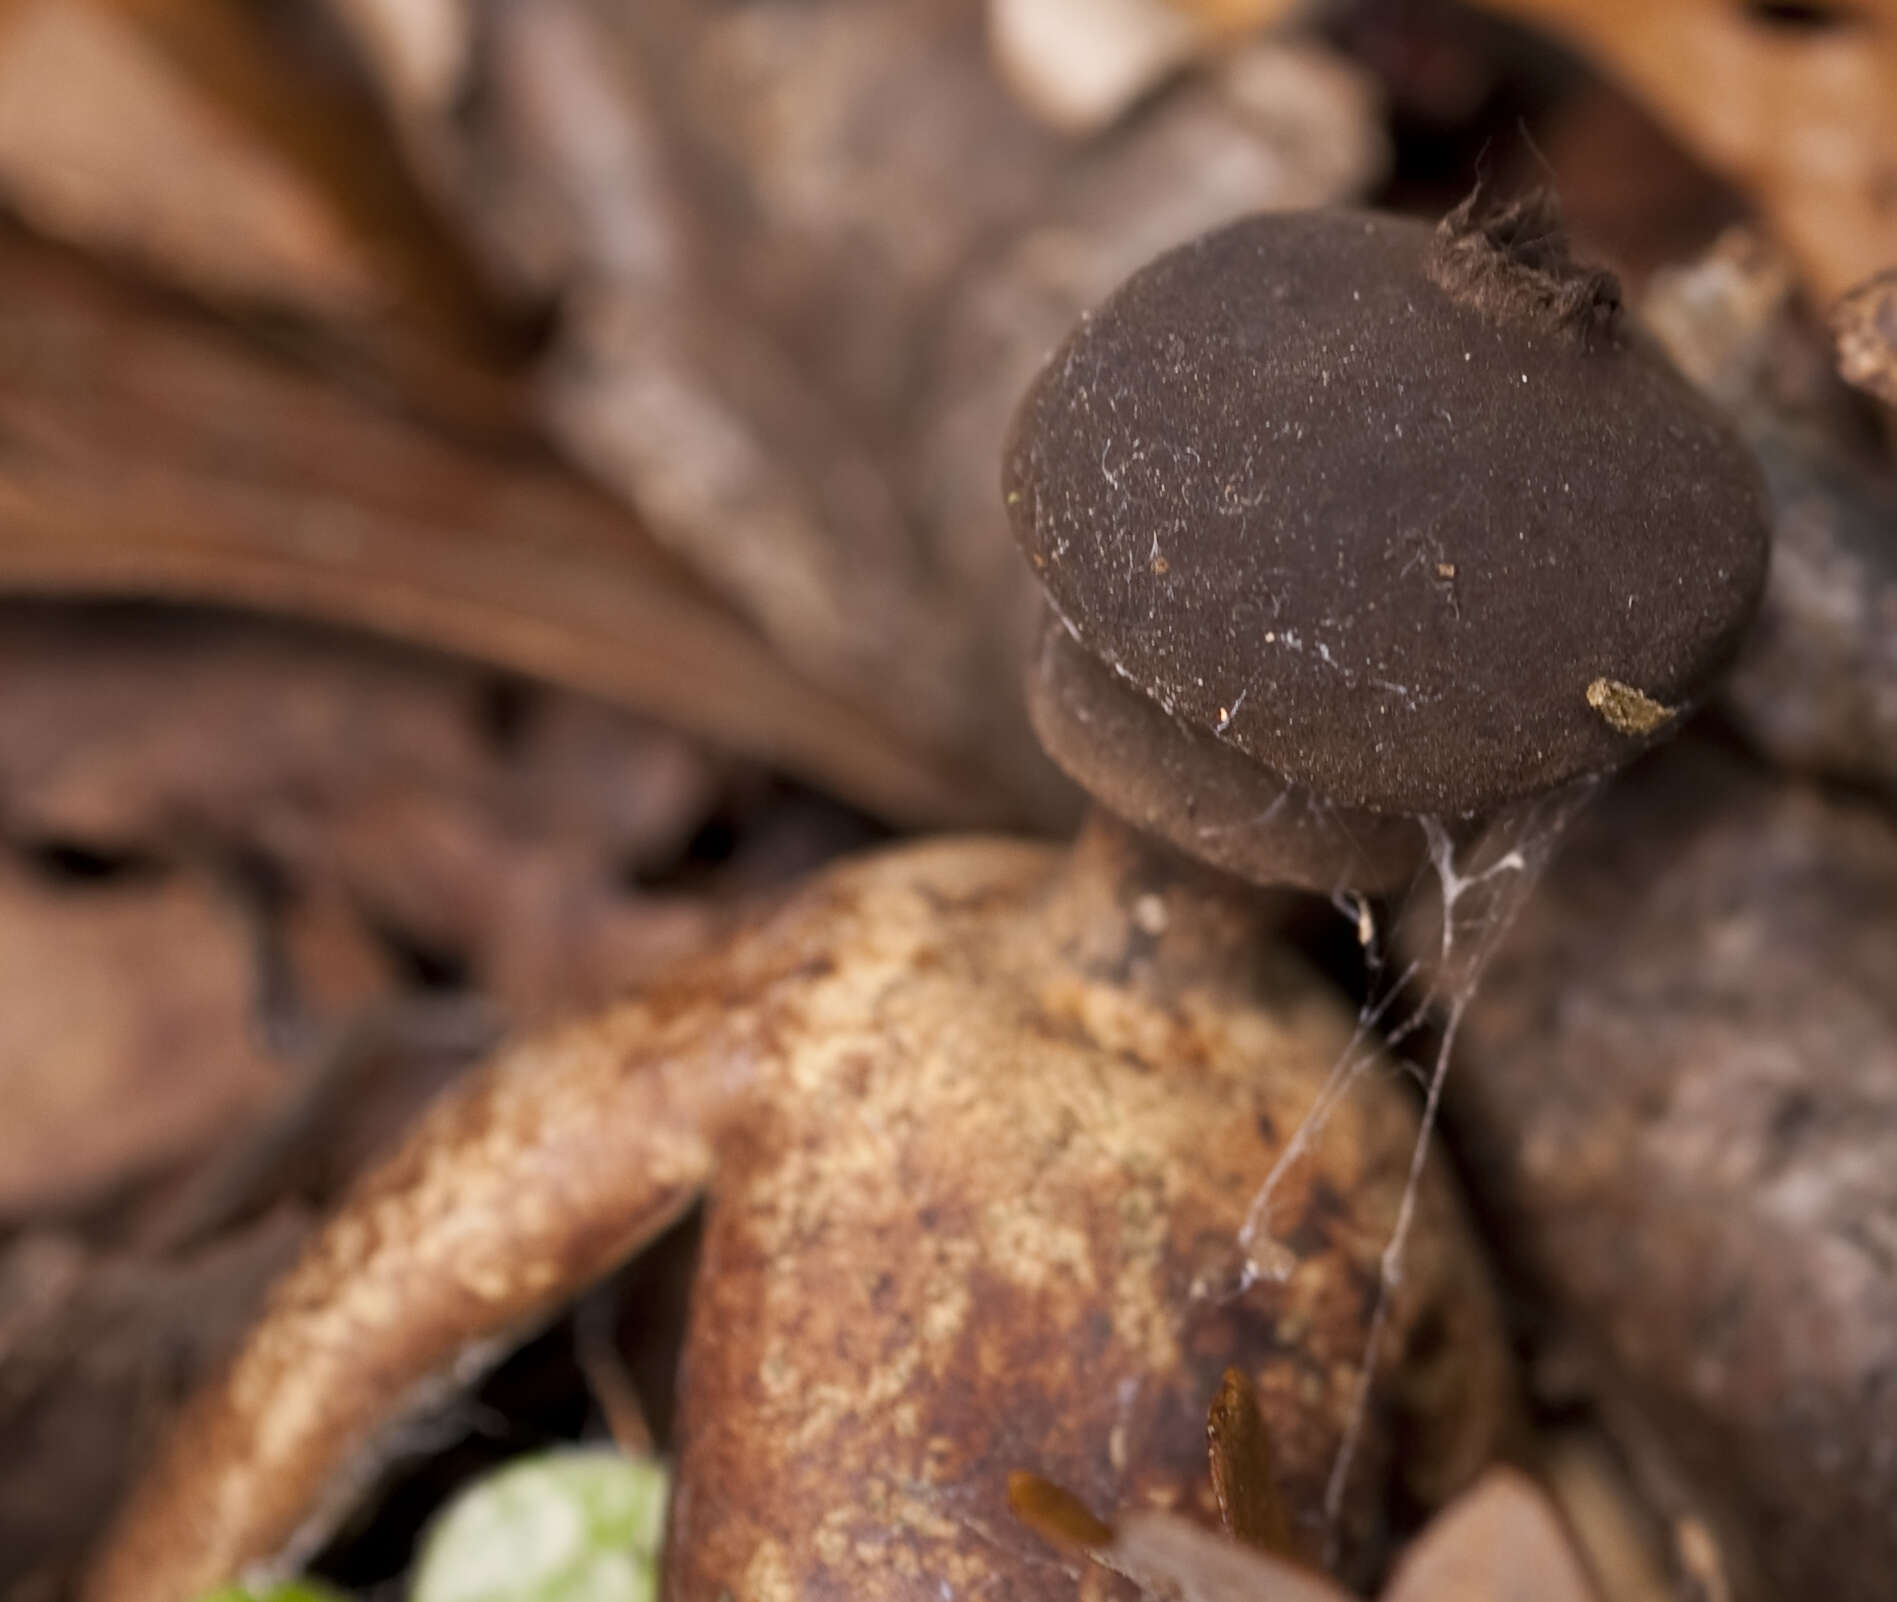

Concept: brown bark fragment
[[1448, 740, 1897, 1602]]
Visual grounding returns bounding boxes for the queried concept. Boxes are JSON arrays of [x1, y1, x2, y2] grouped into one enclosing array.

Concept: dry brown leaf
[[320, 0, 1383, 822], [1381, 1469, 1598, 1602], [0, 606, 754, 1026], [1640, 230, 1797, 415], [0, 229, 991, 827], [1476, 0, 1897, 301], [0, 859, 281, 1221], [1541, 1433, 1679, 1602], [0, 1, 375, 317], [0, 602, 840, 1239], [0, 1214, 310, 1600], [1723, 433, 1897, 808], [0, 0, 523, 438]]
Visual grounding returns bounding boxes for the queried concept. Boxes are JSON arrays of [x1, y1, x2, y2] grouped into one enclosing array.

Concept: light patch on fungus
[[742, 1537, 797, 1602], [981, 1196, 1098, 1293], [1586, 677, 1677, 736]]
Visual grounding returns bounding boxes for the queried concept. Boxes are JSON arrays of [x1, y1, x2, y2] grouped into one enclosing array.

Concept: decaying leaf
[[1540, 1432, 1679, 1602], [1380, 1469, 1597, 1602], [1723, 433, 1897, 809], [0, 228, 985, 827], [0, 600, 816, 1236], [1475, 0, 1897, 300], [0, 0, 522, 437], [0, 611, 729, 1015], [316, 0, 1385, 821], [0, 1213, 311, 1600], [0, 1, 377, 319], [0, 858, 281, 1221]]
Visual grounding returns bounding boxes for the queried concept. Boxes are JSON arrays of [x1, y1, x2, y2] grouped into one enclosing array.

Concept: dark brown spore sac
[[1003, 206, 1770, 817]]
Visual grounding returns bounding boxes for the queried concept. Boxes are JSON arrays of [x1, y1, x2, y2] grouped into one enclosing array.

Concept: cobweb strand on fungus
[[1195, 777, 1599, 1563]]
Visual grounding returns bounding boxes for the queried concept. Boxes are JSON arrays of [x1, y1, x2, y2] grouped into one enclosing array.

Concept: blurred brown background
[[0, 3, 1893, 1601]]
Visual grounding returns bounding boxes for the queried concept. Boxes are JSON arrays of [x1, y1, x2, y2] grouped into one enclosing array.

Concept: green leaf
[[411, 1448, 671, 1602]]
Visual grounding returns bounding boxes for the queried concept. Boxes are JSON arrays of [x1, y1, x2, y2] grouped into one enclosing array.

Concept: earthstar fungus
[[88, 197, 1766, 1602]]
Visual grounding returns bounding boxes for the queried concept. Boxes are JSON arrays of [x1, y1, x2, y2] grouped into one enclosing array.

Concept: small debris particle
[[1207, 1367, 1298, 1558], [1132, 894, 1168, 936], [1435, 562, 1456, 579], [1831, 267, 1897, 406], [1007, 1473, 1113, 1550], [1151, 555, 1170, 575], [1586, 677, 1676, 735]]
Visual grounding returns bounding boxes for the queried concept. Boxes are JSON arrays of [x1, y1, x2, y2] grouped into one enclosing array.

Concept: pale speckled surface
[[90, 825, 1510, 1602]]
